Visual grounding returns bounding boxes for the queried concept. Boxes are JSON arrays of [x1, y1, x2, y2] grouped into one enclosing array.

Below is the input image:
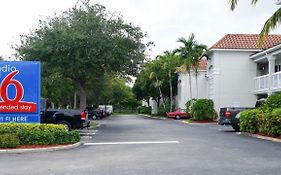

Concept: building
[[177, 34, 281, 112], [177, 58, 208, 109]]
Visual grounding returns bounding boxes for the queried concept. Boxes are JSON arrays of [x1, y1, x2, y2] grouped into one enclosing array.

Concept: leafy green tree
[[157, 51, 181, 111], [229, 0, 281, 45], [15, 2, 147, 109]]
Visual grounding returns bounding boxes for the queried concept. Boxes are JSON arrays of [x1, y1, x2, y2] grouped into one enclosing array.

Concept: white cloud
[[0, 0, 280, 59]]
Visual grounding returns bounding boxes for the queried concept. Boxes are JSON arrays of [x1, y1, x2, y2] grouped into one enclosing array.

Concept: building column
[[267, 54, 276, 95]]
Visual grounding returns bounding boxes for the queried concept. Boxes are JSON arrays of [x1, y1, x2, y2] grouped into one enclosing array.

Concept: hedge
[[240, 109, 263, 134], [240, 108, 281, 137], [0, 133, 20, 148], [0, 123, 80, 147]]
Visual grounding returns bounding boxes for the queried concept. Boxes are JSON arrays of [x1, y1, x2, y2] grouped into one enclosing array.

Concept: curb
[[138, 114, 166, 120], [0, 142, 82, 154], [241, 132, 281, 143]]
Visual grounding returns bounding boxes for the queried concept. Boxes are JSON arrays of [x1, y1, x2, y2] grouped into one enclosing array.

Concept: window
[[275, 65, 281, 72]]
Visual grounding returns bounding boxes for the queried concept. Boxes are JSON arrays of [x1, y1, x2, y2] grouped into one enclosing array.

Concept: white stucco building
[[177, 34, 281, 112], [177, 58, 207, 109]]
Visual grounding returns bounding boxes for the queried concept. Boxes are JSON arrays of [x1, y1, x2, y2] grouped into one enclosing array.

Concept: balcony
[[254, 72, 281, 93]]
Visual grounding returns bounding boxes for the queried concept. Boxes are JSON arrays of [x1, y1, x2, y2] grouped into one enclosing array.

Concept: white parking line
[[84, 141, 180, 146]]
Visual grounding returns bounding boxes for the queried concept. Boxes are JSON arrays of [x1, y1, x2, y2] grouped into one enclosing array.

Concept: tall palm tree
[[158, 51, 180, 112], [176, 33, 206, 99], [191, 45, 207, 98], [149, 71, 166, 110], [229, 0, 281, 46], [176, 33, 195, 100]]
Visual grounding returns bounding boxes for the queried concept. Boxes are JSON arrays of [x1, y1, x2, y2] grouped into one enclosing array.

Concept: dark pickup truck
[[40, 98, 90, 131], [218, 99, 265, 131]]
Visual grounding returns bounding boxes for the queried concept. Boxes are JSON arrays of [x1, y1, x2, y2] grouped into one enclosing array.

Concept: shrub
[[191, 99, 215, 120], [259, 109, 281, 137], [240, 109, 263, 134], [185, 99, 197, 113], [138, 106, 152, 115], [262, 92, 281, 111], [157, 104, 169, 117], [0, 133, 20, 148], [0, 123, 80, 146]]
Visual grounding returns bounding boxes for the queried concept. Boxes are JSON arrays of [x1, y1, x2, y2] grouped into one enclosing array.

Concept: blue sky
[[0, 0, 280, 59]]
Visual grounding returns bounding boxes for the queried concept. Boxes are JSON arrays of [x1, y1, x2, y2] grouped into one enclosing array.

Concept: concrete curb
[[138, 114, 166, 120], [241, 132, 281, 143], [0, 142, 82, 154]]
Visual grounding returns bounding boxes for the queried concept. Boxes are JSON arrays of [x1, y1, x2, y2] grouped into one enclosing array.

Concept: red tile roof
[[211, 34, 281, 50], [177, 57, 207, 73]]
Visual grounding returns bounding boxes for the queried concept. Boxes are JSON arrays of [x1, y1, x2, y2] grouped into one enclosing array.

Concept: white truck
[[98, 105, 113, 116]]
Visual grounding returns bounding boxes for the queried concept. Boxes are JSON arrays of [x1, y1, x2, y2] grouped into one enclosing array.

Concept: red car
[[166, 108, 190, 119]]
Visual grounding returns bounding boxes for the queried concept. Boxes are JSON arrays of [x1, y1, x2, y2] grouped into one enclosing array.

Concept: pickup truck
[[218, 99, 265, 131], [40, 98, 90, 131]]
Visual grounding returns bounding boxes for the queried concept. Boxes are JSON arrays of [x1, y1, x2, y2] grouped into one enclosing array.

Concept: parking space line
[[84, 141, 180, 146]]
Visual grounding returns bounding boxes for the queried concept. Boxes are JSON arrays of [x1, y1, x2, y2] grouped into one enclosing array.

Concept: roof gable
[[211, 34, 281, 50]]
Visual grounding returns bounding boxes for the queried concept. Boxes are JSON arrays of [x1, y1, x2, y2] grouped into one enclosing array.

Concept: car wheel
[[175, 115, 181, 120], [57, 120, 71, 131], [92, 115, 98, 120], [231, 123, 240, 132]]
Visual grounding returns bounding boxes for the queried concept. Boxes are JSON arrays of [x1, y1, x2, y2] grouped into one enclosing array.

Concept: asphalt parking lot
[[0, 115, 280, 175]]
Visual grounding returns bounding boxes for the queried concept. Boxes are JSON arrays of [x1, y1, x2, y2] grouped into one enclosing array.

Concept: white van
[[98, 105, 113, 115]]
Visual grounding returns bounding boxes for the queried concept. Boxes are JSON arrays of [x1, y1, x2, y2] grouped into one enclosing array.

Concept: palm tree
[[149, 71, 166, 110], [176, 33, 195, 100], [229, 0, 281, 46], [158, 51, 180, 112], [190, 45, 207, 98], [176, 33, 206, 99]]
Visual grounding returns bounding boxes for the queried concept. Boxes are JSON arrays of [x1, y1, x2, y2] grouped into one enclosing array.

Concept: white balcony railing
[[255, 71, 281, 92], [272, 72, 281, 90], [254, 75, 269, 92]]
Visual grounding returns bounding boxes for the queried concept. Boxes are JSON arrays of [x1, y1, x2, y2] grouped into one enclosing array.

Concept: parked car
[[167, 108, 190, 120], [40, 98, 90, 131], [85, 107, 106, 120], [218, 98, 265, 131]]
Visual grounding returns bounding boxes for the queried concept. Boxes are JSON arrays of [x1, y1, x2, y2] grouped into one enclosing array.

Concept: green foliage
[[157, 104, 170, 117], [258, 109, 281, 137], [0, 123, 80, 146], [185, 99, 197, 113], [191, 99, 215, 120], [240, 109, 263, 134], [0, 133, 20, 148], [138, 106, 152, 115], [16, 2, 148, 109], [262, 92, 281, 111]]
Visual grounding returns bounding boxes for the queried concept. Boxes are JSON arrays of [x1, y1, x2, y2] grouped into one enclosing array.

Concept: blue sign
[[0, 61, 40, 123]]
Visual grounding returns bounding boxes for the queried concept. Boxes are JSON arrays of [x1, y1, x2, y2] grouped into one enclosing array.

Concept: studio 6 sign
[[0, 61, 40, 123]]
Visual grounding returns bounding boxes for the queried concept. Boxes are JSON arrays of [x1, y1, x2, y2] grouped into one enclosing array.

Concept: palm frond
[[229, 0, 239, 10], [259, 7, 281, 47]]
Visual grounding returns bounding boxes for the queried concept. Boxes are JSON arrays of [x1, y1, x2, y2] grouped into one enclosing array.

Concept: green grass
[[89, 121, 100, 128]]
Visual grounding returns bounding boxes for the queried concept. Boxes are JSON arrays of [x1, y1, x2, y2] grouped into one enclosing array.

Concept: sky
[[0, 0, 281, 60]]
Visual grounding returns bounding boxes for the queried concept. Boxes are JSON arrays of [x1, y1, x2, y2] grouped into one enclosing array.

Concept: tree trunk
[[73, 91, 77, 109], [146, 97, 150, 106], [169, 69, 173, 112], [78, 81, 87, 110], [188, 71, 192, 100], [195, 71, 198, 99], [156, 76, 165, 110]]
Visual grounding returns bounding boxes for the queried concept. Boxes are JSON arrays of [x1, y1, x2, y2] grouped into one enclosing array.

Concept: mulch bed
[[190, 120, 217, 123], [0, 144, 71, 150]]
